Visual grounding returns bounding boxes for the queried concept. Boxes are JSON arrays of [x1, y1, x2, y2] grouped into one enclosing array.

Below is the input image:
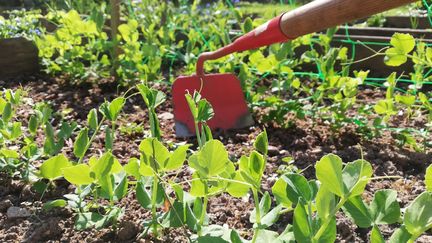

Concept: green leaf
[[293, 203, 312, 242], [73, 128, 89, 158], [389, 225, 412, 243], [242, 17, 253, 33], [190, 172, 206, 197], [164, 145, 189, 171], [426, 164, 432, 192], [99, 175, 114, 200], [317, 217, 337, 243], [254, 130, 268, 156], [2, 102, 12, 122], [90, 152, 115, 180], [226, 171, 250, 197], [75, 212, 104, 230], [62, 164, 94, 186], [316, 186, 336, 221], [385, 47, 408, 66], [139, 138, 170, 169], [0, 149, 19, 159], [185, 93, 198, 120], [196, 236, 229, 243], [43, 199, 67, 210], [271, 176, 293, 208], [385, 33, 415, 67], [342, 159, 373, 197], [196, 99, 214, 122], [343, 195, 373, 228], [391, 33, 415, 54], [374, 100, 395, 115], [100, 98, 125, 122], [254, 230, 280, 242], [315, 154, 344, 197], [370, 189, 400, 225], [28, 115, 38, 135], [371, 225, 385, 243], [189, 140, 229, 176], [277, 225, 295, 242], [260, 204, 283, 228], [87, 108, 98, 130], [230, 229, 246, 243], [136, 179, 151, 209], [248, 151, 265, 180], [404, 192, 432, 237], [281, 173, 312, 204], [396, 94, 416, 106], [40, 154, 71, 180], [137, 83, 166, 108], [113, 172, 128, 201], [124, 158, 140, 179]]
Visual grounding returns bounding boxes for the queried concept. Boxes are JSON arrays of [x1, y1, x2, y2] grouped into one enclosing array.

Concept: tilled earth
[[0, 75, 431, 242]]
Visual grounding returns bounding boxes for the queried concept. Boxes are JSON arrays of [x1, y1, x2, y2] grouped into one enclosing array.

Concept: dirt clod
[[117, 221, 138, 241]]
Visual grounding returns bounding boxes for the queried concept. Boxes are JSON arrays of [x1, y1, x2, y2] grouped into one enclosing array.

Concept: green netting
[[218, 1, 432, 93], [171, 0, 432, 99]]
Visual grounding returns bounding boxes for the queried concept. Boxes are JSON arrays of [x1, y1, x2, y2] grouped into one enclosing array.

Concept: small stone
[[7, 206, 31, 219], [158, 112, 174, 120], [0, 199, 13, 212], [268, 145, 279, 156], [279, 149, 288, 155]]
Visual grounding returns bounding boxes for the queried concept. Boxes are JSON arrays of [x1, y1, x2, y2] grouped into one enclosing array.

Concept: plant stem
[[77, 117, 105, 164], [252, 189, 261, 224], [195, 122, 202, 149], [151, 175, 158, 237], [251, 189, 261, 243], [198, 183, 209, 236], [407, 222, 432, 243], [313, 197, 347, 241]]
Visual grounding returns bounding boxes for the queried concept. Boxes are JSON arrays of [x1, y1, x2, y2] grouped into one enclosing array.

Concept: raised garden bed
[[0, 37, 38, 79]]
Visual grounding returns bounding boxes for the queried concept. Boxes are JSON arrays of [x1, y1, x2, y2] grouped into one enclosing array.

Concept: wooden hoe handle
[[196, 0, 417, 76], [281, 0, 418, 38]]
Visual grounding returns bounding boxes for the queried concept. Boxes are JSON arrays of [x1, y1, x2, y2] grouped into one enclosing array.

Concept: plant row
[[1, 84, 432, 242]]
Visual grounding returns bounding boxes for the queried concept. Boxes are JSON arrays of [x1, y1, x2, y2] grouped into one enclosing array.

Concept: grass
[[236, 2, 297, 19], [236, 1, 420, 20]]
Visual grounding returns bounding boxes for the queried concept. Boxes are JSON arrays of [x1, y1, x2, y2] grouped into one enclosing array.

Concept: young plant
[[188, 139, 235, 236], [272, 153, 376, 242], [131, 137, 189, 237], [99, 96, 126, 151], [62, 152, 127, 230], [0, 89, 24, 175], [137, 83, 166, 140], [373, 72, 398, 125], [185, 91, 214, 148]]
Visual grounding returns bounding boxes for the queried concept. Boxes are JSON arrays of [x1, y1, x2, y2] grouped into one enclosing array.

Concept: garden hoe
[[172, 0, 416, 137]]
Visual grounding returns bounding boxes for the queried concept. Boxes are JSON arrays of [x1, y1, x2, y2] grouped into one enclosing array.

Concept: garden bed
[[0, 76, 430, 242]]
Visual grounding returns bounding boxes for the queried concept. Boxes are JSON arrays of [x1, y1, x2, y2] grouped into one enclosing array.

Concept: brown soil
[[0, 75, 431, 242]]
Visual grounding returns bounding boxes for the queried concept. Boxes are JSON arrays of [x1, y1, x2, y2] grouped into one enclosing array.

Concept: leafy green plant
[[35, 10, 111, 80], [373, 72, 398, 125], [132, 138, 189, 236], [62, 152, 127, 230]]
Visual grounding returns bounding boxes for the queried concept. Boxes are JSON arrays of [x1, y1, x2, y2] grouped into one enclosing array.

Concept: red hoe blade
[[173, 14, 289, 137], [173, 74, 254, 137]]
